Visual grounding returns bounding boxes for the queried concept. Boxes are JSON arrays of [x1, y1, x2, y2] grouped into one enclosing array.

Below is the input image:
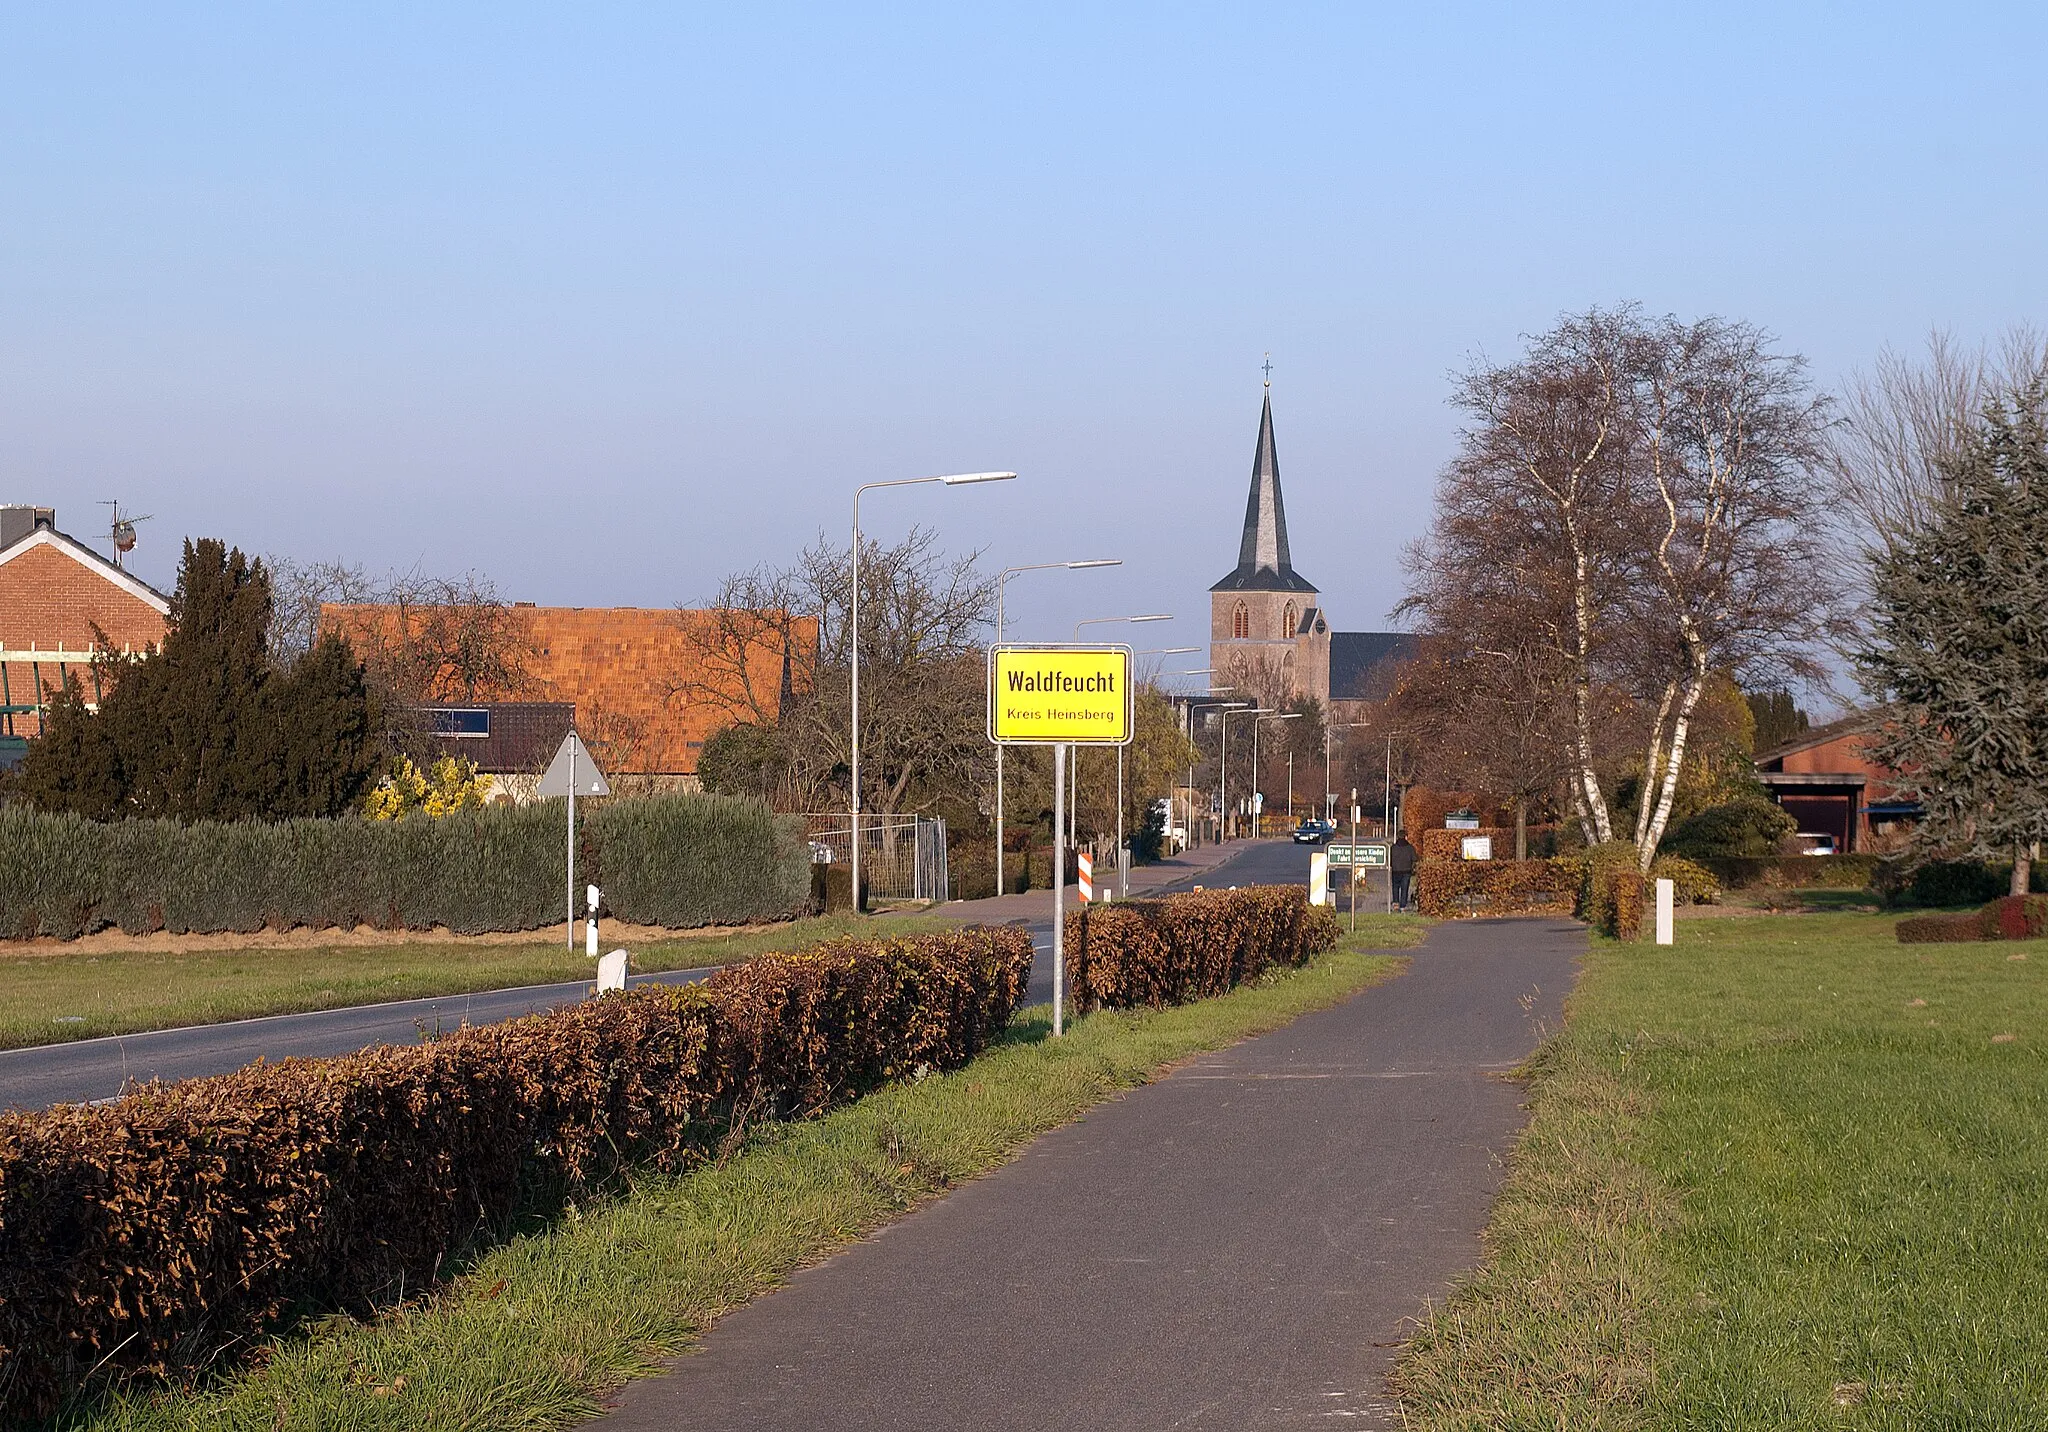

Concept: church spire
[[1210, 379, 1316, 594]]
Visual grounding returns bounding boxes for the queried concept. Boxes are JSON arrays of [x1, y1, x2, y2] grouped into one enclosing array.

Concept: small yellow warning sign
[[987, 645, 1133, 745]]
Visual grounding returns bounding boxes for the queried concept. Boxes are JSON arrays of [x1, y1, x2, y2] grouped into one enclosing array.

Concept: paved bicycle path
[[597, 916, 1581, 1431]]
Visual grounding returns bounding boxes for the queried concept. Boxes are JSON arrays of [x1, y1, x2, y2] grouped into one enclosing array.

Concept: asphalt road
[[0, 840, 1313, 1114], [599, 915, 1582, 1430], [0, 967, 721, 1113]]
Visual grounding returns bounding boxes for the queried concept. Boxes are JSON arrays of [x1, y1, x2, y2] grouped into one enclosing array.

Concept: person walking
[[1389, 834, 1417, 911]]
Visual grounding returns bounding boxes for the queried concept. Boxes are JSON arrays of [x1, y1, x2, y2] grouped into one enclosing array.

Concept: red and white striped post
[[1076, 851, 1094, 903]]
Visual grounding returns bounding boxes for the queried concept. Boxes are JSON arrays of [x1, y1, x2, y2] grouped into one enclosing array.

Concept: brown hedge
[[0, 926, 1032, 1422], [1897, 894, 2048, 944], [1063, 886, 1340, 1014], [1417, 826, 1562, 862], [1415, 859, 1579, 918]]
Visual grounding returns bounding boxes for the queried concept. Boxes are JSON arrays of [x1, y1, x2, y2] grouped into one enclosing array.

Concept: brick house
[[1754, 714, 1920, 853], [321, 602, 813, 788], [0, 505, 171, 763]]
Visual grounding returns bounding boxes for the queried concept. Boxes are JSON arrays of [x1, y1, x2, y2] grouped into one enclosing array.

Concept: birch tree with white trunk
[[1626, 317, 1833, 872]]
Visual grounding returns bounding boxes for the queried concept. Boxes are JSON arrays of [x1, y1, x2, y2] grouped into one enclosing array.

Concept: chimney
[[0, 506, 56, 553]]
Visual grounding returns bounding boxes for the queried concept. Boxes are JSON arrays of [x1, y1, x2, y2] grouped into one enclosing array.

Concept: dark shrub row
[[1063, 886, 1340, 1013], [1701, 853, 1885, 891], [0, 793, 812, 940], [0, 925, 1034, 1420], [1897, 894, 2048, 943]]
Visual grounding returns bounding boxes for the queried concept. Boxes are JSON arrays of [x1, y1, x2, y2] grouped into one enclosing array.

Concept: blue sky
[[4, 4, 2043, 668]]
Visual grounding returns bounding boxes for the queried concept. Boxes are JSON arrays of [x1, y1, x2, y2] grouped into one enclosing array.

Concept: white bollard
[[596, 948, 629, 993], [1655, 877, 1675, 946], [1309, 850, 1330, 907]]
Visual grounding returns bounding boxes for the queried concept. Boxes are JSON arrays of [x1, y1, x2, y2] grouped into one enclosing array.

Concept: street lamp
[[1218, 706, 1271, 841], [852, 471, 1015, 909], [1070, 614, 1172, 892], [1111, 646, 1200, 894], [1252, 712, 1303, 836], [1177, 685, 1235, 848], [993, 558, 1120, 899], [1325, 720, 1367, 824]]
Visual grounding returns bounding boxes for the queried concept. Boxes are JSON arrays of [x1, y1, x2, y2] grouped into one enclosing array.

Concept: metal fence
[[802, 813, 951, 904]]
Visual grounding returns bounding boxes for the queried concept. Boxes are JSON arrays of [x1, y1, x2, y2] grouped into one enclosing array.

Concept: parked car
[[1791, 832, 1838, 856], [1291, 818, 1331, 844]]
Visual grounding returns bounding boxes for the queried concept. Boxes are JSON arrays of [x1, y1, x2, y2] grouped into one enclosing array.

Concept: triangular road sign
[[537, 730, 611, 797]]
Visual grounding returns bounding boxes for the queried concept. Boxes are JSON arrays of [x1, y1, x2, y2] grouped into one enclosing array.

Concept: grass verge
[[1394, 910, 2048, 1429], [0, 913, 953, 1052], [64, 934, 1405, 1430]]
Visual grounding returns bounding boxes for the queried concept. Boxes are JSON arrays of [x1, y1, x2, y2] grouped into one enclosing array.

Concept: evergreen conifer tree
[[1859, 383, 2048, 893], [5, 539, 384, 821]]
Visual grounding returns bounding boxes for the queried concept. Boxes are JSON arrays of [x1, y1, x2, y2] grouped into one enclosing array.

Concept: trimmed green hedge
[[0, 795, 812, 940]]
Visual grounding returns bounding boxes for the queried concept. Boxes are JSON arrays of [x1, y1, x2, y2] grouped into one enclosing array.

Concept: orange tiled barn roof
[[320, 603, 813, 776]]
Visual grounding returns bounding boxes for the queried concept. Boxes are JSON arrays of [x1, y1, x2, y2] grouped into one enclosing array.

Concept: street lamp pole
[[1218, 706, 1269, 842], [1178, 673, 1228, 847], [1121, 646, 1197, 893], [1069, 614, 1171, 883], [851, 471, 1014, 910], [1252, 712, 1302, 837], [993, 559, 1119, 898]]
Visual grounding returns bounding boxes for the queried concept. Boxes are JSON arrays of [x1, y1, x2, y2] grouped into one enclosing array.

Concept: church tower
[[1210, 380, 1330, 702]]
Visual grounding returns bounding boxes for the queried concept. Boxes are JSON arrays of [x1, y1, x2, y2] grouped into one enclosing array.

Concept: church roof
[[1210, 388, 1317, 594], [1329, 631, 1419, 701]]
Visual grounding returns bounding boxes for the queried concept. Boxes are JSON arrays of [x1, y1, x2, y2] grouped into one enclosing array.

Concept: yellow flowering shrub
[[364, 756, 494, 820]]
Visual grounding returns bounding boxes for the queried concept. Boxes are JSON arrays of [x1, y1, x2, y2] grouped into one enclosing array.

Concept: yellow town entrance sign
[[986, 644, 1133, 746]]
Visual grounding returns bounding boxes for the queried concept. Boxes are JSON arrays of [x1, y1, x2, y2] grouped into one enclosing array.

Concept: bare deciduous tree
[[678, 526, 996, 818], [1413, 309, 1638, 844], [1626, 317, 1834, 868], [1406, 307, 1834, 868]]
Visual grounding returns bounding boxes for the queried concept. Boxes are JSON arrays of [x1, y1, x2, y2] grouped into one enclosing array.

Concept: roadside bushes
[[1897, 894, 2048, 943], [0, 793, 812, 940], [1704, 853, 1884, 892], [0, 925, 1033, 1420], [1064, 886, 1339, 1013], [1416, 859, 1579, 918], [1418, 826, 1562, 861]]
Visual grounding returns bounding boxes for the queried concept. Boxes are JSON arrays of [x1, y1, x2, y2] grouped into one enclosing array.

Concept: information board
[[987, 644, 1133, 746]]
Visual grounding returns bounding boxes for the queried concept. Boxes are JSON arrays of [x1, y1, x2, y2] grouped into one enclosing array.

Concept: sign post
[[538, 730, 610, 951], [987, 644, 1134, 1037]]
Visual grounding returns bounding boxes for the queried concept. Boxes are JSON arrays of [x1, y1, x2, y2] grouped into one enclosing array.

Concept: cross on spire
[[1262, 353, 1274, 386]]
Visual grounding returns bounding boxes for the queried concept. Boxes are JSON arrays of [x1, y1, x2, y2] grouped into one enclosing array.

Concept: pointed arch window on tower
[[1233, 601, 1249, 639], [1283, 602, 1297, 637]]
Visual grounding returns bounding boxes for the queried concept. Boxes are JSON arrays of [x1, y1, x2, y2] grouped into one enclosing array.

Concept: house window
[[1233, 602, 1249, 639], [423, 708, 491, 738], [1283, 602, 1297, 636]]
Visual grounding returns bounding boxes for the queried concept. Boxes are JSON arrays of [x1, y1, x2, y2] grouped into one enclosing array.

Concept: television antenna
[[100, 500, 153, 569]]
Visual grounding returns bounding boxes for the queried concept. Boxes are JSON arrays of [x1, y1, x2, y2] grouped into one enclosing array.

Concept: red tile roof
[[321, 604, 812, 775]]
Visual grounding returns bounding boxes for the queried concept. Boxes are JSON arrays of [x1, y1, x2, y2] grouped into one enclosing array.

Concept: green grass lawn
[[66, 930, 1411, 1430], [1396, 910, 2048, 1429], [0, 913, 956, 1051]]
